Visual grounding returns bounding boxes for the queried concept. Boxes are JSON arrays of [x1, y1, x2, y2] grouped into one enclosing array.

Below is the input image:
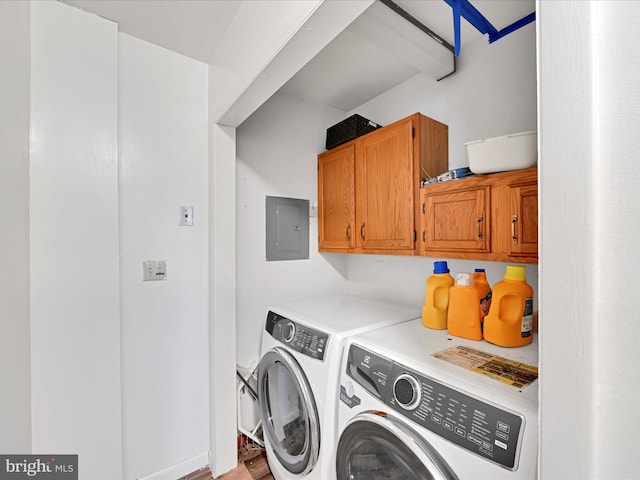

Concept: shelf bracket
[[443, 0, 536, 56]]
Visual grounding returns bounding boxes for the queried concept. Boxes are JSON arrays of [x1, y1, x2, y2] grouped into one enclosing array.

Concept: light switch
[[143, 260, 167, 281], [180, 206, 194, 226], [143, 260, 157, 281]]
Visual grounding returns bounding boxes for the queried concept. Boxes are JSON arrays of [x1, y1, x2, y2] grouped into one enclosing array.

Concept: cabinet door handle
[[346, 224, 351, 241], [422, 231, 426, 242], [360, 222, 366, 241], [477, 214, 484, 241], [512, 215, 519, 244]]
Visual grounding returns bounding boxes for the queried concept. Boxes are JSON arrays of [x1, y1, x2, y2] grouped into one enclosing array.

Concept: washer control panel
[[346, 344, 525, 470], [265, 311, 329, 361]]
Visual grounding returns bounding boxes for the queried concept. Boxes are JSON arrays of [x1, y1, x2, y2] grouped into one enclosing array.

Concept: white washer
[[337, 319, 538, 479], [257, 295, 420, 480]]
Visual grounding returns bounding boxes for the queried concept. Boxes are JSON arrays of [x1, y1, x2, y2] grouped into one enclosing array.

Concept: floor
[[181, 437, 273, 480]]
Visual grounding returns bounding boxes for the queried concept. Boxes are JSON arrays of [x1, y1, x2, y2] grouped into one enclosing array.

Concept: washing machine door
[[258, 347, 320, 475], [336, 412, 458, 480]]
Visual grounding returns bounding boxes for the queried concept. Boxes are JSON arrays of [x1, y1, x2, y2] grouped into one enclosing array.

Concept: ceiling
[[65, 0, 243, 64], [65, 0, 535, 112]]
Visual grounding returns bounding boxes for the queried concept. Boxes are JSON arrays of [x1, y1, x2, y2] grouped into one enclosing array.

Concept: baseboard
[[139, 451, 209, 480]]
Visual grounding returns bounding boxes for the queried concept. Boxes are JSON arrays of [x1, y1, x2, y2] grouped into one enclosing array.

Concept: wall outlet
[[157, 260, 166, 278]]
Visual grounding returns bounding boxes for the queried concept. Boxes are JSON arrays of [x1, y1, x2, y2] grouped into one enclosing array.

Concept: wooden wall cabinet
[[419, 168, 538, 264], [317, 143, 356, 250], [422, 185, 490, 254], [318, 113, 448, 255]]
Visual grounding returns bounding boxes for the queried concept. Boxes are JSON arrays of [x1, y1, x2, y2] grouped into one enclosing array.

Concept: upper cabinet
[[317, 142, 356, 250], [318, 113, 448, 255], [318, 113, 538, 263], [491, 171, 539, 258], [421, 183, 490, 254], [420, 167, 538, 264]]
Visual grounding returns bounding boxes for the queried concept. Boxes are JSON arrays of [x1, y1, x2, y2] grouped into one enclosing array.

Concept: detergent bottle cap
[[433, 261, 449, 274], [455, 273, 475, 287], [504, 265, 526, 282]]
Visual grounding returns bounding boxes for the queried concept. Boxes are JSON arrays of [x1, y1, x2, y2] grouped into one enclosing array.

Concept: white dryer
[[257, 295, 420, 480], [337, 319, 539, 479]]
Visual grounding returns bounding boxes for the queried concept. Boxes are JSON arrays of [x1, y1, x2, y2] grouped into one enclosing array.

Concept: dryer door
[[336, 412, 458, 480], [258, 347, 320, 475]]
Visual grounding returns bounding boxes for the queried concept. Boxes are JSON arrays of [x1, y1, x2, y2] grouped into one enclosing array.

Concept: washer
[[257, 295, 420, 480], [337, 319, 539, 479]]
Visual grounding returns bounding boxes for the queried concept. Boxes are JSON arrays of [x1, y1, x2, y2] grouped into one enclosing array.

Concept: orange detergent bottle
[[483, 265, 534, 347], [474, 268, 493, 319], [447, 273, 483, 341], [422, 261, 454, 330]]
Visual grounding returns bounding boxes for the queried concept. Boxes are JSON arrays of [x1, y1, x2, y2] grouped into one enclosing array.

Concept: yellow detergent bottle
[[447, 273, 483, 341], [483, 265, 534, 347], [474, 268, 493, 319], [422, 261, 454, 330]]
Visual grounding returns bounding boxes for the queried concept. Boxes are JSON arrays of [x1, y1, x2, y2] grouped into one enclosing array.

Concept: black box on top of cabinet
[[325, 114, 382, 150]]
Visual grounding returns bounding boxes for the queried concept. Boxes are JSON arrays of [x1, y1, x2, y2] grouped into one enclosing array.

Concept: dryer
[[336, 319, 539, 479], [257, 295, 419, 480]]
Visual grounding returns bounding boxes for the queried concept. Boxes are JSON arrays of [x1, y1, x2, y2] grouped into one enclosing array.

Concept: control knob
[[281, 321, 296, 343], [393, 373, 421, 410]]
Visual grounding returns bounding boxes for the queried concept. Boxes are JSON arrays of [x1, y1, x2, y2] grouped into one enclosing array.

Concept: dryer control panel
[[346, 344, 525, 471], [265, 311, 329, 361]]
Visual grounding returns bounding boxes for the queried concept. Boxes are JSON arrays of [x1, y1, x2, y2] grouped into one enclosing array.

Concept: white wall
[[593, 3, 640, 475], [538, 2, 595, 477], [30, 2, 122, 477], [539, 1, 640, 477], [118, 34, 209, 480], [344, 256, 536, 309], [236, 22, 538, 366], [209, 124, 239, 477], [235, 93, 349, 368], [27, 4, 210, 478], [0, 0, 31, 454]]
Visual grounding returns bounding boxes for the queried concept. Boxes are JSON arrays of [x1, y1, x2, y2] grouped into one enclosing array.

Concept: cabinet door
[[509, 183, 538, 256], [491, 170, 538, 259], [422, 186, 490, 253], [356, 118, 415, 250], [318, 144, 355, 250]]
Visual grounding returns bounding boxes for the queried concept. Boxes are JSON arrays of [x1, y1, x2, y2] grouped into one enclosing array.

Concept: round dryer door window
[[336, 412, 458, 480], [258, 347, 320, 475]]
